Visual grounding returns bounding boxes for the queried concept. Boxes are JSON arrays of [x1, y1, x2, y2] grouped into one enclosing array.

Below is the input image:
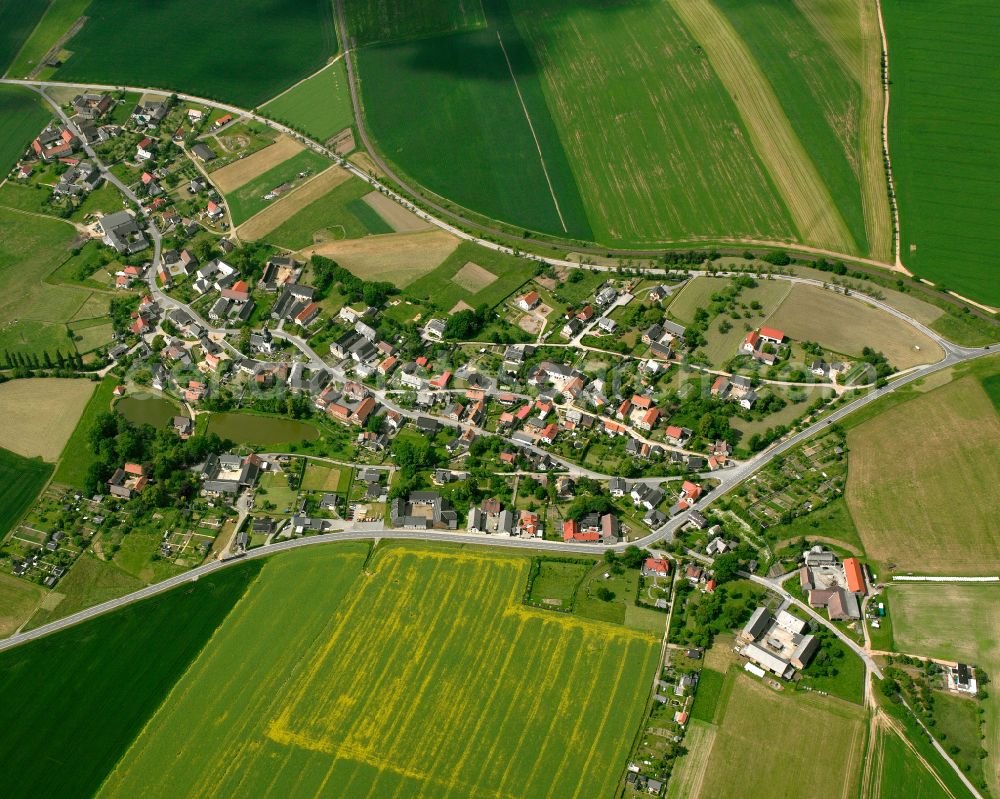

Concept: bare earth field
[[764, 284, 943, 369], [361, 191, 430, 233], [210, 135, 304, 193], [451, 261, 498, 293], [449, 300, 473, 315], [303, 229, 460, 288], [237, 166, 352, 241], [890, 583, 1000, 795], [0, 378, 96, 461], [847, 376, 1000, 574]]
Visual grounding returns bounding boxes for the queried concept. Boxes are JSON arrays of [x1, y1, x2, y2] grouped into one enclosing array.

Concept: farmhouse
[[200, 453, 262, 496], [271, 283, 316, 323], [517, 291, 540, 311], [390, 492, 458, 530], [739, 607, 818, 679], [31, 125, 78, 161], [107, 462, 148, 499], [71, 93, 113, 119], [97, 211, 149, 255], [191, 143, 216, 162]]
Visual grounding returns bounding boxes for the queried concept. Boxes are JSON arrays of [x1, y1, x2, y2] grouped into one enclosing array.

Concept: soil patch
[[451, 261, 498, 293], [362, 191, 430, 233], [210, 135, 304, 193]]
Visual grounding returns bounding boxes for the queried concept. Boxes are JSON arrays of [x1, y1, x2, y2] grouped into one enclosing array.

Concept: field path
[[494, 30, 567, 233], [665, 0, 855, 253]]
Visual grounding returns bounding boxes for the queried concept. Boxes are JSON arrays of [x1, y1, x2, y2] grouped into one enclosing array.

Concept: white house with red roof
[[517, 291, 540, 311]]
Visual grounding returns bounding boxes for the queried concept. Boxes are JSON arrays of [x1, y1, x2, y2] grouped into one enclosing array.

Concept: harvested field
[[97, 543, 659, 799], [303, 229, 459, 288], [689, 673, 865, 797], [890, 582, 1000, 795], [451, 261, 498, 293], [0, 378, 96, 461], [847, 375, 1000, 574], [304, 232, 447, 284], [238, 165, 351, 241], [0, 572, 43, 639], [665, 719, 716, 799], [210, 135, 304, 193], [361, 191, 430, 232], [764, 284, 943, 369]]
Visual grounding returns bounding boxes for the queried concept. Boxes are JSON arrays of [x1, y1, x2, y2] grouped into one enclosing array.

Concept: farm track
[[665, 0, 854, 253]]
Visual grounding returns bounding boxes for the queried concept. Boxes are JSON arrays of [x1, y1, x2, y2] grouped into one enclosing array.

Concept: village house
[[107, 462, 148, 499], [97, 210, 149, 255], [201, 453, 262, 496], [390, 492, 458, 530]]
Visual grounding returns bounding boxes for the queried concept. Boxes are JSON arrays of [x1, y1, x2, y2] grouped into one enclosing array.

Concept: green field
[[346, 0, 486, 46], [53, 0, 337, 107], [0, 0, 49, 75], [847, 373, 1000, 575], [0, 561, 262, 799], [0, 446, 52, 539], [875, 726, 955, 799], [883, 0, 1000, 306], [405, 241, 536, 312], [227, 148, 331, 225], [6, 0, 92, 78], [890, 582, 1000, 795], [50, 375, 116, 487], [260, 59, 354, 142], [355, 0, 592, 240], [689, 666, 725, 722], [97, 542, 659, 799], [0, 85, 52, 173], [673, 671, 866, 798], [526, 558, 590, 609], [262, 175, 391, 249]]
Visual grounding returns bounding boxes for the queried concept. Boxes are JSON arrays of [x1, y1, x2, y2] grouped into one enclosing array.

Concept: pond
[[116, 393, 182, 429], [206, 412, 321, 447]]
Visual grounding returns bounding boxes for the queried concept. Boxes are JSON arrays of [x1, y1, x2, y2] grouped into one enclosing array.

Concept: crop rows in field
[[0, 86, 52, 173], [883, 0, 1000, 306], [98, 543, 659, 799], [0, 0, 49, 76], [345, 0, 486, 47]]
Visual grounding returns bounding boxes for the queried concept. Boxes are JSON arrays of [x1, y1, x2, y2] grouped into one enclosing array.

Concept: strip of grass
[[0, 85, 52, 173], [259, 59, 353, 142], [6, 0, 92, 78], [54, 0, 337, 108], [227, 148, 330, 225], [0, 559, 262, 799], [345, 197, 393, 234], [981, 372, 1000, 413], [0, 0, 50, 76], [0, 446, 52, 538], [764, 497, 864, 555], [883, 0, 1000, 306], [51, 375, 116, 487], [690, 666, 726, 722], [356, 0, 592, 240]]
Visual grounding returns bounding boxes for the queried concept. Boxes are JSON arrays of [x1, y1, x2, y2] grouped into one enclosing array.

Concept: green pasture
[[346, 0, 486, 46], [51, 375, 116, 486], [227, 148, 331, 225], [0, 0, 49, 76], [0, 85, 52, 174], [259, 59, 354, 142], [6, 0, 93, 78], [0, 446, 52, 539]]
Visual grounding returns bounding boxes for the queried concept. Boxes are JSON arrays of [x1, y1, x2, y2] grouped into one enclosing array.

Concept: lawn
[[764, 496, 865, 556], [0, 0, 49, 76], [0, 446, 52, 539], [405, 241, 536, 311], [300, 461, 350, 493], [846, 374, 1000, 574], [0, 377, 97, 461], [525, 557, 591, 610], [763, 284, 942, 371], [0, 572, 44, 638], [796, 634, 866, 705], [98, 542, 660, 799], [53, 0, 338, 108], [51, 375, 116, 487], [883, 0, 1000, 306], [259, 174, 390, 249], [356, 0, 592, 240], [5, 0, 92, 78], [260, 59, 354, 142], [889, 582, 1000, 795], [0, 85, 52, 174], [227, 148, 331, 225], [0, 560, 262, 799], [346, 0, 486, 46], [678, 672, 866, 798]]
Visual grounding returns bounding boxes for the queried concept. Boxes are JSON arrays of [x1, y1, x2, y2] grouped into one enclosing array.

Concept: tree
[[712, 552, 743, 584], [595, 587, 614, 602]]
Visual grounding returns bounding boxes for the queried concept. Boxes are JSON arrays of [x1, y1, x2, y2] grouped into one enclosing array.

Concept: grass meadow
[[670, 671, 866, 798], [0, 0, 49, 75], [0, 446, 52, 539], [346, 0, 486, 46], [356, 0, 592, 241], [0, 85, 52, 173], [872, 724, 957, 799], [890, 582, 1000, 795], [6, 0, 92, 78], [54, 0, 337, 107], [97, 542, 659, 799], [0, 561, 262, 799], [51, 375, 116, 487], [0, 572, 44, 638], [405, 241, 536, 311], [227, 148, 331, 225], [883, 0, 1000, 306], [846, 374, 1000, 574], [260, 59, 354, 142]]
